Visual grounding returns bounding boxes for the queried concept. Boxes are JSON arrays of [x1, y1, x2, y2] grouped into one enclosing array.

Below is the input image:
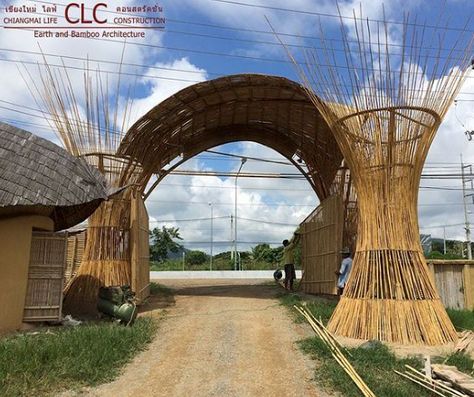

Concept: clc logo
[[65, 3, 107, 24]]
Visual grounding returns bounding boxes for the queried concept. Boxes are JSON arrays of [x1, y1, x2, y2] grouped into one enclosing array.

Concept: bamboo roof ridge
[[0, 122, 111, 230]]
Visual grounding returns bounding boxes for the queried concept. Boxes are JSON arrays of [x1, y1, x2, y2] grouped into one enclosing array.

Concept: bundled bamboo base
[[63, 197, 132, 315], [328, 297, 457, 345], [329, 249, 457, 345], [63, 259, 131, 314]]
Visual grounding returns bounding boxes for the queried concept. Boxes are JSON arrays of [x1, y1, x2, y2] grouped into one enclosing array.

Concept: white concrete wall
[[150, 270, 302, 279]]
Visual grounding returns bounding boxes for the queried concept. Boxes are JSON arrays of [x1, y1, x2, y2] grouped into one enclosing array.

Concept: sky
[[0, 0, 474, 254]]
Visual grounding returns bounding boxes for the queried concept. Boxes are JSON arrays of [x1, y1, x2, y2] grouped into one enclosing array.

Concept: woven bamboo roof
[[0, 122, 111, 230], [119, 74, 343, 199]]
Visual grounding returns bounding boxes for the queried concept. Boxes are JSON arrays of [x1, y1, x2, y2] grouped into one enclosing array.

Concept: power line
[[146, 199, 314, 207], [420, 223, 465, 229], [209, 0, 474, 33], [205, 149, 293, 165], [4, 46, 474, 89], [165, 169, 474, 180], [0, 56, 203, 84], [1, 113, 472, 182], [23, 0, 474, 55], [152, 215, 230, 222], [146, 198, 466, 207]]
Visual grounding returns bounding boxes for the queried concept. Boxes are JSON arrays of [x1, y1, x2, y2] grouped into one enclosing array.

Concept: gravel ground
[[76, 279, 328, 397]]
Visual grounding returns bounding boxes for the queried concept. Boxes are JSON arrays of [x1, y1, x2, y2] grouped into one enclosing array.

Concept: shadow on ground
[[166, 281, 281, 300]]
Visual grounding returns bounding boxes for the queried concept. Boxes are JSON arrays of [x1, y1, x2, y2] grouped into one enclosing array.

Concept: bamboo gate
[[26, 27, 473, 343]]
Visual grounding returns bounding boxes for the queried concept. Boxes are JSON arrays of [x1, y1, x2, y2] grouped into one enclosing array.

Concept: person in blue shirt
[[336, 247, 353, 296]]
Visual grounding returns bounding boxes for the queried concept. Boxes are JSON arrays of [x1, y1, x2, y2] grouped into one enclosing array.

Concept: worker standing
[[281, 230, 301, 291], [336, 247, 352, 295]]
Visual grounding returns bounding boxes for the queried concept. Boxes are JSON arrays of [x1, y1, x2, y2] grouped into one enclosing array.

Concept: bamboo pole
[[295, 305, 376, 397]]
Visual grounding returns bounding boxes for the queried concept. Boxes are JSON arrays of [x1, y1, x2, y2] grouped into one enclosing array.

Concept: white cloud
[[130, 57, 208, 124]]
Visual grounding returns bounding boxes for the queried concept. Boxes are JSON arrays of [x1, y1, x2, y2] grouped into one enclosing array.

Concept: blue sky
[[1, 0, 474, 254]]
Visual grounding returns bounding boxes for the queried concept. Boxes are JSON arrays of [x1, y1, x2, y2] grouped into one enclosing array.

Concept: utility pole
[[461, 154, 473, 259], [234, 157, 247, 271], [443, 226, 447, 255], [209, 202, 213, 271], [230, 214, 234, 264]]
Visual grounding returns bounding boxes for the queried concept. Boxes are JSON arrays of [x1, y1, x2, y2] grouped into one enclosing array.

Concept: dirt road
[[87, 279, 327, 397]]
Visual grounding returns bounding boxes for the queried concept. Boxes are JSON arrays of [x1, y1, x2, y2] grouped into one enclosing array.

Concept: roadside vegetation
[[0, 284, 172, 396], [446, 307, 474, 331], [278, 288, 474, 396], [149, 225, 301, 271], [0, 318, 157, 396]]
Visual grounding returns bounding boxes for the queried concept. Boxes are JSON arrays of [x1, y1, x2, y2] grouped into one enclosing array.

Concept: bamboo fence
[[282, 9, 474, 344], [300, 195, 344, 295]]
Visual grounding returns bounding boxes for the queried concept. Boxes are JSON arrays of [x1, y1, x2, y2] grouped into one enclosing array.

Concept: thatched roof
[[0, 122, 110, 230], [119, 74, 343, 200]]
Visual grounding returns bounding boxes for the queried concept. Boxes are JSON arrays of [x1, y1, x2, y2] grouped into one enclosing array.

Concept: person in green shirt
[[281, 231, 301, 291]]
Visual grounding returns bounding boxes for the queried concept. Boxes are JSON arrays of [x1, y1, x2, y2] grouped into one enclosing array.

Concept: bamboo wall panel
[[65, 231, 86, 285], [433, 265, 465, 310], [24, 232, 67, 322], [301, 195, 343, 295], [130, 191, 150, 302]]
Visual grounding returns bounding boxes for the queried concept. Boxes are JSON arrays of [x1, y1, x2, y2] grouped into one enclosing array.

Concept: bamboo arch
[[119, 74, 345, 201], [58, 73, 351, 312]]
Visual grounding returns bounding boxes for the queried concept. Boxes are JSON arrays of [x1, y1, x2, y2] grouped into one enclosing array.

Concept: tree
[[186, 250, 208, 266], [150, 226, 183, 262], [251, 243, 282, 264]]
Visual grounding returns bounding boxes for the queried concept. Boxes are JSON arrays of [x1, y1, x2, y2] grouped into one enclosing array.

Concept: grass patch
[[278, 291, 474, 396], [150, 259, 295, 271], [299, 338, 427, 397], [0, 317, 156, 396], [278, 290, 337, 324], [446, 308, 474, 331]]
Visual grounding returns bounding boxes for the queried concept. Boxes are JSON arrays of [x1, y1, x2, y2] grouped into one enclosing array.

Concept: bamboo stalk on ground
[[395, 364, 469, 397], [295, 305, 376, 397], [405, 365, 467, 397]]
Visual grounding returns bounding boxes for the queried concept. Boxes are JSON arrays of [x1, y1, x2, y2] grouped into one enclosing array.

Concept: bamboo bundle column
[[63, 193, 132, 314], [284, 9, 474, 344]]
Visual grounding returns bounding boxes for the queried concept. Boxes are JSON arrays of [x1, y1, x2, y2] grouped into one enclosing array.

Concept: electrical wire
[[19, 0, 474, 54]]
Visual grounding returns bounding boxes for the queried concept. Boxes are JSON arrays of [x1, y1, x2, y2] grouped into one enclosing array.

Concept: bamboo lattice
[[285, 9, 474, 344]]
